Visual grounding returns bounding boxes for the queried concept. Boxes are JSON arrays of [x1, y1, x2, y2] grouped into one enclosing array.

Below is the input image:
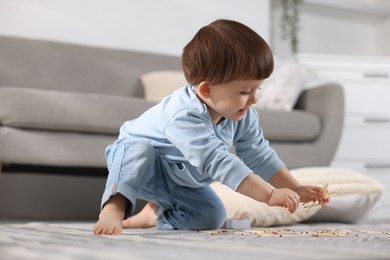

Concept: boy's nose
[[248, 93, 258, 105]]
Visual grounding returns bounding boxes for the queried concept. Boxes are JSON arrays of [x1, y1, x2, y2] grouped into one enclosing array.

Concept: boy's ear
[[198, 81, 211, 98]]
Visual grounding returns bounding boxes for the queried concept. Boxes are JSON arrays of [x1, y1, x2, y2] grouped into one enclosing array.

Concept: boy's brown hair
[[182, 19, 274, 86]]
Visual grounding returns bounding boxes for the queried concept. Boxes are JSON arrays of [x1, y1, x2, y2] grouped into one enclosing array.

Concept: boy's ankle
[[99, 194, 128, 219]]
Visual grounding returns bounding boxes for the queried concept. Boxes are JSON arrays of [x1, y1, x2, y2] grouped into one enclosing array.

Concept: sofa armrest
[[294, 83, 345, 165]]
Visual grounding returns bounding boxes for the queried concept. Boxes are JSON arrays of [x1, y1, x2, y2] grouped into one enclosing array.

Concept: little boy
[[94, 19, 325, 235]]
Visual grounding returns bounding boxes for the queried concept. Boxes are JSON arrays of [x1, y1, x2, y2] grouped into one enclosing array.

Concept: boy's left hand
[[294, 185, 328, 206]]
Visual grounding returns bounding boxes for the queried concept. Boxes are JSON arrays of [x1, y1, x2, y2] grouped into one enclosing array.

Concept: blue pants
[[101, 138, 226, 230]]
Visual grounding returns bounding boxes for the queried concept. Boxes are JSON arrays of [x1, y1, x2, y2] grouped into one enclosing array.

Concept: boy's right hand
[[266, 188, 300, 214]]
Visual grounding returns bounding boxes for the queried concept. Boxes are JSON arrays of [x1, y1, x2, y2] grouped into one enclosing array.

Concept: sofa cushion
[[0, 87, 157, 134], [258, 109, 321, 142], [0, 87, 320, 141]]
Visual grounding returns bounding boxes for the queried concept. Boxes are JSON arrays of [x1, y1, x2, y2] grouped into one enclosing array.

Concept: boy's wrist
[[293, 185, 301, 192], [267, 188, 275, 203]]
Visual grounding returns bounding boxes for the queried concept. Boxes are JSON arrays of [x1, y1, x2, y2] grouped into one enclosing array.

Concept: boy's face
[[197, 79, 263, 124]]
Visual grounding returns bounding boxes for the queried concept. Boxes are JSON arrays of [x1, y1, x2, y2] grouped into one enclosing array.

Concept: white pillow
[[140, 70, 187, 102], [210, 182, 321, 227], [211, 167, 383, 227], [291, 167, 383, 223], [255, 59, 315, 111]]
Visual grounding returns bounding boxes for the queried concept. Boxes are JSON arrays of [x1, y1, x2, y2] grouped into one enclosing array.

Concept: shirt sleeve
[[234, 108, 285, 182], [164, 109, 252, 190]]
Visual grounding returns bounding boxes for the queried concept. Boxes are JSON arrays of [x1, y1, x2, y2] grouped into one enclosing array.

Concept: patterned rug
[[1, 219, 390, 260]]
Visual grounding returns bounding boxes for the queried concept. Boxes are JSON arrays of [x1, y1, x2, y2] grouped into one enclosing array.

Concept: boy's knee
[[191, 201, 227, 230], [206, 203, 227, 229], [204, 213, 226, 230], [158, 197, 226, 230]]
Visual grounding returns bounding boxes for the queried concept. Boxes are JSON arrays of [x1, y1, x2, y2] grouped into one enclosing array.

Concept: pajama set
[[101, 85, 284, 230]]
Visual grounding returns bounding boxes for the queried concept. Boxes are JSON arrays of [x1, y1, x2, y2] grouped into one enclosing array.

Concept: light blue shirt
[[118, 85, 284, 191]]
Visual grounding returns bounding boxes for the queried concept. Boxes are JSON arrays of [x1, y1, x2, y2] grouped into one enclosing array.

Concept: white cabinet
[[298, 54, 390, 175]]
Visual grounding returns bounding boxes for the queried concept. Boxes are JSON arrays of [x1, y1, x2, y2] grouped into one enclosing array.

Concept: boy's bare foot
[[93, 194, 127, 235], [122, 202, 157, 228], [93, 214, 123, 235]]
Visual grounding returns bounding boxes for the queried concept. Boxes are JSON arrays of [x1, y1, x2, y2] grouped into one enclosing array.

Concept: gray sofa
[[0, 36, 344, 220]]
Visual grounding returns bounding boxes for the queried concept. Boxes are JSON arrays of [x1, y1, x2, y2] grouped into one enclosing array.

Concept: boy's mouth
[[239, 108, 248, 114]]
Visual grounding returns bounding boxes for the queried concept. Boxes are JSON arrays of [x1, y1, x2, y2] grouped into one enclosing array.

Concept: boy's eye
[[240, 86, 261, 96]]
